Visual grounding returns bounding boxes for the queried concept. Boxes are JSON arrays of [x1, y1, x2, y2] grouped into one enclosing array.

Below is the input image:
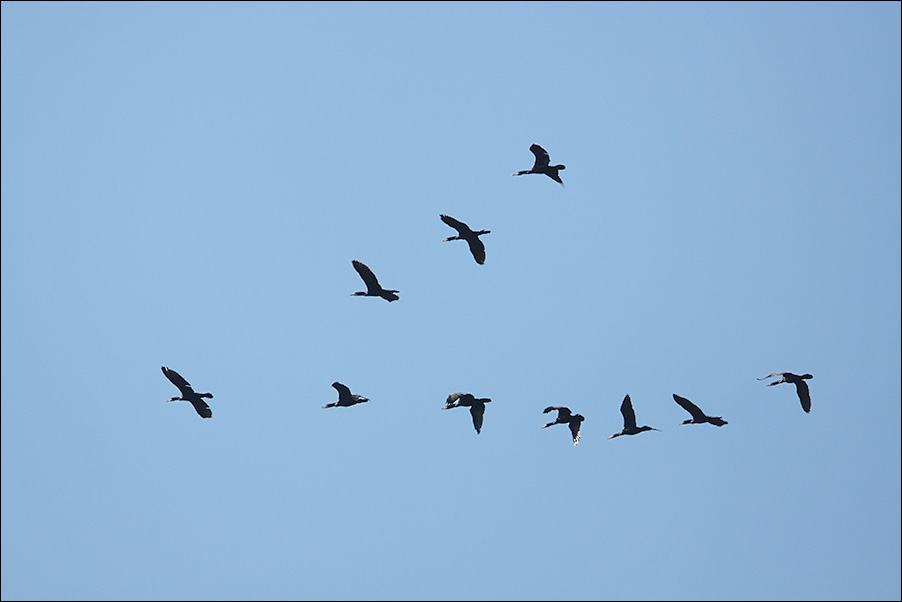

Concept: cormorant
[[442, 392, 491, 434], [542, 405, 585, 445], [161, 366, 213, 419], [672, 393, 727, 426], [513, 143, 566, 185], [350, 260, 399, 302], [323, 381, 370, 408], [757, 372, 813, 413], [440, 214, 491, 265], [609, 394, 659, 439]]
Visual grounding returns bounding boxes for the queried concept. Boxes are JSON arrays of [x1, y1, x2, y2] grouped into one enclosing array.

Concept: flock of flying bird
[[161, 143, 814, 444]]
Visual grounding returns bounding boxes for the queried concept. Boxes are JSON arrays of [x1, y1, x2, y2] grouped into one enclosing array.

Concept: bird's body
[[758, 372, 813, 413], [609, 394, 659, 439], [440, 214, 491, 265], [323, 381, 369, 408], [542, 405, 585, 445], [672, 393, 727, 426], [442, 392, 492, 434], [161, 366, 213, 419], [513, 143, 566, 185], [350, 260, 399, 302]]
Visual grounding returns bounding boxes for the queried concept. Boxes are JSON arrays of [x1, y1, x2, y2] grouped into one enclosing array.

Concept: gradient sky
[[2, 2, 900, 601]]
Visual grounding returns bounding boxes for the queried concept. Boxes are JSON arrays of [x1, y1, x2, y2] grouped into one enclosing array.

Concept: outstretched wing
[[332, 381, 352, 403], [188, 398, 212, 418], [352, 260, 381, 292], [757, 372, 786, 381], [794, 381, 812, 413], [529, 143, 551, 169], [569, 419, 581, 445], [543, 405, 571, 420], [620, 394, 637, 430], [440, 214, 471, 236], [445, 392, 474, 407], [673, 393, 706, 421], [162, 366, 195, 396], [466, 237, 486, 265], [546, 168, 564, 185], [470, 403, 485, 434]]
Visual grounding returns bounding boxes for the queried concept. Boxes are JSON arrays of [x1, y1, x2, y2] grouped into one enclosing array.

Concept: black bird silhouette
[[672, 393, 728, 426], [323, 381, 369, 408], [442, 392, 492, 434], [609, 394, 659, 439], [757, 372, 813, 413], [440, 214, 491, 265], [513, 143, 566, 185], [161, 366, 213, 419], [542, 405, 585, 445], [350, 260, 399, 302]]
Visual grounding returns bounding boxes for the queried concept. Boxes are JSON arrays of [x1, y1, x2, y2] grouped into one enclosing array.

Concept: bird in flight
[[513, 143, 566, 185], [541, 405, 585, 445], [757, 372, 813, 413], [442, 392, 492, 434], [609, 394, 659, 439], [350, 260, 399, 302], [323, 381, 370, 408], [440, 214, 491, 265], [161, 366, 213, 419], [672, 393, 728, 426]]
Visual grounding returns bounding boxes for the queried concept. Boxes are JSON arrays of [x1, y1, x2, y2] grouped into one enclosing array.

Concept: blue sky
[[2, 2, 900, 600]]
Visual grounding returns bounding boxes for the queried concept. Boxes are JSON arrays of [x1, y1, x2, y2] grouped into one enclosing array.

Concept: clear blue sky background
[[2, 2, 900, 601]]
